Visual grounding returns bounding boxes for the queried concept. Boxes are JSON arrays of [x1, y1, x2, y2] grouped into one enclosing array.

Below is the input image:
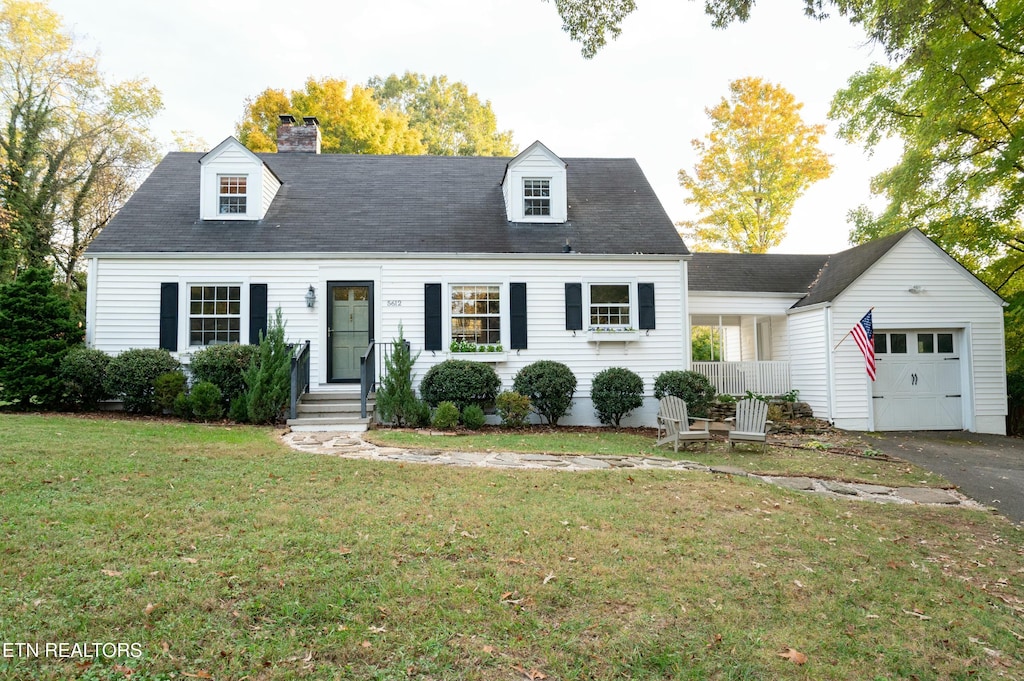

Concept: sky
[[48, 0, 900, 254]]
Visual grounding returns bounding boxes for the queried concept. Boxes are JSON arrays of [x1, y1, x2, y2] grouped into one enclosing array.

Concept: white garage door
[[872, 330, 963, 431]]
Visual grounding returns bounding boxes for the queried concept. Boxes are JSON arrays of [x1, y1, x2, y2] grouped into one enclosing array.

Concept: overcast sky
[[48, 0, 899, 254]]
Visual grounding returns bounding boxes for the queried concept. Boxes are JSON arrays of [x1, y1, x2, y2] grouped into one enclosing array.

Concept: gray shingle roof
[[689, 252, 829, 293], [690, 229, 915, 306], [87, 152, 689, 256]]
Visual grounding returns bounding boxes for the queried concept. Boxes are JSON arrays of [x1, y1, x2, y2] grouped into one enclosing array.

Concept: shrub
[[591, 367, 644, 427], [495, 390, 531, 428], [154, 371, 187, 414], [189, 381, 224, 421], [375, 326, 422, 426], [188, 343, 258, 406], [419, 360, 500, 411], [461, 403, 486, 430], [410, 398, 433, 427], [173, 391, 192, 419], [59, 347, 111, 409], [104, 348, 180, 414], [0, 267, 84, 408], [513, 360, 576, 426], [242, 309, 291, 424], [228, 394, 250, 423], [432, 401, 460, 430], [653, 370, 716, 418]]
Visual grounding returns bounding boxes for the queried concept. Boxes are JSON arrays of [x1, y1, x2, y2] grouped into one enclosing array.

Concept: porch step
[[286, 390, 375, 432]]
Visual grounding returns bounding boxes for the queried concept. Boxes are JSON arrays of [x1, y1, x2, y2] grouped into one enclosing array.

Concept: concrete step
[[286, 415, 373, 433], [296, 400, 374, 416], [301, 390, 368, 402]]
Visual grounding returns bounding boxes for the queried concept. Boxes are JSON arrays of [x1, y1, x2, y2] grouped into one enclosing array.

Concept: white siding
[[829, 231, 1006, 434], [501, 142, 567, 223], [198, 139, 274, 220], [787, 307, 830, 420], [261, 165, 281, 215], [89, 254, 686, 427]]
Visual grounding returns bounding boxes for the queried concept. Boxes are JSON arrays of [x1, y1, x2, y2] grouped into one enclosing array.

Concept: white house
[[84, 118, 690, 429], [84, 118, 1007, 434], [689, 229, 1008, 434]]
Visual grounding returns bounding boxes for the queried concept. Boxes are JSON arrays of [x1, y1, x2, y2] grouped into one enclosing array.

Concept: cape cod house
[[84, 118, 690, 429], [84, 117, 1008, 434]]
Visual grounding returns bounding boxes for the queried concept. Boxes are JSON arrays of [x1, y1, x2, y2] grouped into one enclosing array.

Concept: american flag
[[851, 310, 876, 381]]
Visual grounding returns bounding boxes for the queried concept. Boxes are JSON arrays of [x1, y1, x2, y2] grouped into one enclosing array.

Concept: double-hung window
[[451, 285, 501, 344], [589, 283, 631, 328], [189, 285, 241, 345], [523, 178, 550, 216], [218, 175, 247, 215]]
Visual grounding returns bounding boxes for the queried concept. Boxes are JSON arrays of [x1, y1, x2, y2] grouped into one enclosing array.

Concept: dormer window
[[218, 175, 247, 215], [523, 179, 551, 216]]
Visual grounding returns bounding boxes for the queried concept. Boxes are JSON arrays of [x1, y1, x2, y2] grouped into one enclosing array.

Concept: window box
[[586, 329, 640, 343], [449, 351, 508, 362]]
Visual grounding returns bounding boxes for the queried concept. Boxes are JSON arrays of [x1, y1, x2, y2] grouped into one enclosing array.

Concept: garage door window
[[887, 333, 907, 353], [918, 333, 934, 353]]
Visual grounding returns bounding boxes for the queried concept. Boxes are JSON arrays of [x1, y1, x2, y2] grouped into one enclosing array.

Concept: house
[[84, 117, 1007, 434], [84, 117, 690, 429], [688, 229, 1008, 434]]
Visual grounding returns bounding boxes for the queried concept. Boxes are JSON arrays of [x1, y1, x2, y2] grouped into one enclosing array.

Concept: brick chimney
[[276, 114, 321, 153]]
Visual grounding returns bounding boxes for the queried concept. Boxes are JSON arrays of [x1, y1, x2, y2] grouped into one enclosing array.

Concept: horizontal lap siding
[[787, 309, 829, 419], [831, 233, 1006, 432], [91, 255, 685, 427]]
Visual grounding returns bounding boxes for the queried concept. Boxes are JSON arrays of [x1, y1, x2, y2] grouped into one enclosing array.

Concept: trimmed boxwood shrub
[[432, 401, 461, 430], [591, 367, 644, 427], [653, 370, 716, 418], [59, 346, 112, 409], [104, 348, 181, 414], [495, 390, 531, 428], [461, 403, 486, 430], [189, 381, 224, 422], [188, 343, 258, 406], [513, 360, 576, 426], [419, 360, 500, 411], [154, 371, 187, 414]]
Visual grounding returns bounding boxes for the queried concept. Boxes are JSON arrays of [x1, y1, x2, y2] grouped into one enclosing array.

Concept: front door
[[328, 282, 372, 382]]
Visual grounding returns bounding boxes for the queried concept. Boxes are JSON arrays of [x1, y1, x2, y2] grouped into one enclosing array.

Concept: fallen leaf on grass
[[113, 664, 135, 677], [144, 602, 158, 615], [368, 625, 387, 634], [777, 647, 808, 664], [336, 546, 353, 555], [182, 672, 212, 679], [513, 666, 548, 680], [101, 569, 122, 577], [481, 645, 495, 654], [902, 609, 931, 621], [542, 573, 556, 585], [360, 641, 372, 648], [181, 557, 198, 564]]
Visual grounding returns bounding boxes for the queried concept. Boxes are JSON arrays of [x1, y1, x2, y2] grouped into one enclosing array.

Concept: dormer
[[501, 141, 567, 223], [198, 137, 281, 221]]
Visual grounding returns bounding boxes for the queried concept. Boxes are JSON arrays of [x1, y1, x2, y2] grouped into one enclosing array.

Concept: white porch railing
[[692, 361, 791, 397]]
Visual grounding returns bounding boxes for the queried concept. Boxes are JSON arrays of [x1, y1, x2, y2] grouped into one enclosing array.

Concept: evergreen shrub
[[512, 360, 576, 426], [432, 401, 460, 430], [375, 326, 421, 426], [653, 370, 716, 418], [419, 360, 500, 411], [104, 348, 180, 414], [461, 403, 486, 430], [242, 309, 291, 425], [59, 347, 112, 409], [591, 367, 644, 427], [495, 390, 531, 428], [188, 343, 257, 406]]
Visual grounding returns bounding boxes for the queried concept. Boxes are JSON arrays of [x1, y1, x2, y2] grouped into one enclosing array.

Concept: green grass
[[365, 428, 949, 488], [1, 414, 1022, 680]]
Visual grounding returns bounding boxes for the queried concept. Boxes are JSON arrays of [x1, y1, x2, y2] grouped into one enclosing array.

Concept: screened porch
[[690, 314, 791, 397]]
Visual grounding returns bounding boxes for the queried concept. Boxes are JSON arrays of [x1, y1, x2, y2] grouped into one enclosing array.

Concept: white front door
[[872, 330, 962, 430]]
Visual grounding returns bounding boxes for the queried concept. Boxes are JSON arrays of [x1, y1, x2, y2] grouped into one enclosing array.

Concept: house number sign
[[386, 300, 402, 307]]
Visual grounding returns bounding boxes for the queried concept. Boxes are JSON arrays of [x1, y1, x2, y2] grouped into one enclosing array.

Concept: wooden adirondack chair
[[726, 398, 772, 451], [655, 395, 711, 452]]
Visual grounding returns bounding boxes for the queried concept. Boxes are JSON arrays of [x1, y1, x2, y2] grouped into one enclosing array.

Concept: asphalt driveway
[[863, 431, 1024, 525]]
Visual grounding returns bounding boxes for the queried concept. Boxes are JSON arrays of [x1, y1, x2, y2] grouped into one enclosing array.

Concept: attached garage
[[872, 330, 963, 430]]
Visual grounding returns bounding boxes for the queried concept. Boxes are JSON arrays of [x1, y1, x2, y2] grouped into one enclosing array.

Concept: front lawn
[[1, 414, 1021, 680]]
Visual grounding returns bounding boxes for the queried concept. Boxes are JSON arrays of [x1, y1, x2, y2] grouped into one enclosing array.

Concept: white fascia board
[[786, 300, 832, 315], [86, 251, 688, 262]]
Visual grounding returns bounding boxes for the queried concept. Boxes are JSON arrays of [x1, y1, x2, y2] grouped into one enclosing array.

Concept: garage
[[872, 330, 963, 430]]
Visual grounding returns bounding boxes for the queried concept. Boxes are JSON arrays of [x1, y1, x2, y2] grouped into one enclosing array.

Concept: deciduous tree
[[236, 77, 424, 155], [0, 0, 161, 285], [678, 77, 832, 253], [367, 72, 515, 156]]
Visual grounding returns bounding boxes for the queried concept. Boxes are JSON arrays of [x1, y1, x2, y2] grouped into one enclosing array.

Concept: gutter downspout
[[85, 257, 98, 348]]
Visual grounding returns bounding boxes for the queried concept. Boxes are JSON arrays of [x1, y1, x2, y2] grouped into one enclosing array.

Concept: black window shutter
[[424, 283, 442, 351], [159, 282, 178, 351], [638, 283, 656, 330], [510, 283, 527, 349], [249, 283, 268, 344], [565, 283, 583, 330]]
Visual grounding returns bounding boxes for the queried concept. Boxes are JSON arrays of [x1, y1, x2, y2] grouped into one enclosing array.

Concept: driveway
[[863, 431, 1024, 525]]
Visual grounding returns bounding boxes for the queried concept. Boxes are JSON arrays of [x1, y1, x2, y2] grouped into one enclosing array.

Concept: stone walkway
[[281, 432, 988, 511]]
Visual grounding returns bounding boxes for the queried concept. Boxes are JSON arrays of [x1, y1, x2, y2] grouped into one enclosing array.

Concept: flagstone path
[[282, 431, 989, 512]]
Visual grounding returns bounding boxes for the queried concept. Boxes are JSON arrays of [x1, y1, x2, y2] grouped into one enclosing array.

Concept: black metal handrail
[[360, 340, 408, 419], [289, 340, 311, 420]]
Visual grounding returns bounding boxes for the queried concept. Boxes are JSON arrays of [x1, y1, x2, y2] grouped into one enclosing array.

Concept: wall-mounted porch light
[[908, 285, 925, 295], [305, 285, 317, 308]]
